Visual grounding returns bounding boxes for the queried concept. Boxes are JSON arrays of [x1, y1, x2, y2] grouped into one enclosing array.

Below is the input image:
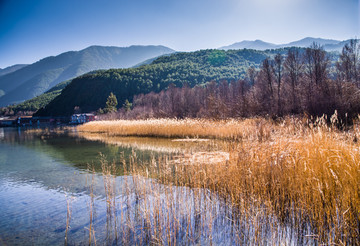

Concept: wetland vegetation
[[76, 116, 360, 245]]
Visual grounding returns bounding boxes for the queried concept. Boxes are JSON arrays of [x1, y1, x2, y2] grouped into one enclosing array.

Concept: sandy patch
[[170, 151, 229, 165]]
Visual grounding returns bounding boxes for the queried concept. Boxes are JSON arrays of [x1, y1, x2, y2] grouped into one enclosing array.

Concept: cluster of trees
[[97, 92, 118, 114], [109, 41, 360, 121]]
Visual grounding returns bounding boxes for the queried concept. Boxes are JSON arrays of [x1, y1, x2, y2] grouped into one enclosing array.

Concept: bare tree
[[228, 80, 249, 117], [272, 53, 283, 116], [303, 43, 329, 114], [256, 57, 275, 114], [246, 66, 257, 86], [337, 39, 360, 86], [204, 81, 220, 118], [284, 48, 303, 113]]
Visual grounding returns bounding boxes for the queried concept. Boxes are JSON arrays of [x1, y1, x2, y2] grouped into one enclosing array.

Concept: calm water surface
[[0, 127, 305, 245], [0, 127, 163, 245]]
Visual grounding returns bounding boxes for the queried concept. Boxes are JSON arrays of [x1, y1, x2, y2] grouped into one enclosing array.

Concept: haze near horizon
[[0, 0, 359, 68]]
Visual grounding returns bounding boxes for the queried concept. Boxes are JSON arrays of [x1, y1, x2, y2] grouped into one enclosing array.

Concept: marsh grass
[[100, 154, 118, 244], [64, 194, 73, 246], [75, 116, 360, 245], [86, 164, 97, 246], [77, 118, 278, 140]]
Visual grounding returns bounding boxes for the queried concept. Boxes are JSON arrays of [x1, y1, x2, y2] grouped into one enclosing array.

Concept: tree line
[[102, 41, 360, 121]]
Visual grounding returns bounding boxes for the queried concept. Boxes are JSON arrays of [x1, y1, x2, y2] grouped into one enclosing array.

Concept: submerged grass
[[77, 116, 360, 244]]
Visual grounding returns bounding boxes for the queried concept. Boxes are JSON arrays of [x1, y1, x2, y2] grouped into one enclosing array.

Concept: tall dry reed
[[77, 118, 280, 140], [100, 154, 118, 244], [75, 115, 359, 244], [64, 194, 73, 246], [133, 117, 359, 244], [86, 164, 97, 246]]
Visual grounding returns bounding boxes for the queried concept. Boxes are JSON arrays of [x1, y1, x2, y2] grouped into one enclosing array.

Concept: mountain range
[[34, 48, 300, 116], [220, 37, 351, 51], [0, 37, 351, 115], [0, 45, 175, 107]]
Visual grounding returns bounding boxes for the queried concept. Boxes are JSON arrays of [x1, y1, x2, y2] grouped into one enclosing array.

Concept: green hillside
[[35, 48, 291, 116], [0, 45, 175, 107]]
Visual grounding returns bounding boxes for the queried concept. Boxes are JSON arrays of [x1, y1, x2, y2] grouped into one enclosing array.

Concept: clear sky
[[0, 0, 359, 68]]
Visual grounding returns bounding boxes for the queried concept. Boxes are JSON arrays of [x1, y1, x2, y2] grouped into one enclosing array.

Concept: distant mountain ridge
[[0, 64, 28, 77], [0, 45, 175, 107], [220, 37, 353, 51], [220, 40, 277, 50]]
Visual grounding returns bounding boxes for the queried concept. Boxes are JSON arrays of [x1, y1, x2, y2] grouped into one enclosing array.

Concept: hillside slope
[[6, 80, 71, 113], [36, 48, 292, 116], [0, 45, 175, 107]]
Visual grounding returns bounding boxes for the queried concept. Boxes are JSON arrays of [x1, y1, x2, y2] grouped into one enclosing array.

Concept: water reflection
[[76, 131, 226, 154], [0, 128, 313, 245], [0, 128, 229, 245]]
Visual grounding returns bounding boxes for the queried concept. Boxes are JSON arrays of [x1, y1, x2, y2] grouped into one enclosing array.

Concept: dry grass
[[64, 194, 73, 246], [76, 116, 360, 244], [167, 131, 360, 244], [100, 156, 118, 244], [86, 164, 97, 246], [77, 118, 282, 140]]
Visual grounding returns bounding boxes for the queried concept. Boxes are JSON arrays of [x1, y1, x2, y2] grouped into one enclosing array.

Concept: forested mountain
[[36, 48, 291, 116], [0, 45, 175, 107], [221, 37, 352, 51]]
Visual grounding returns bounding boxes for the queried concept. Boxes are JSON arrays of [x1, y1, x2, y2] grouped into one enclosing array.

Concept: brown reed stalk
[[73, 115, 360, 244], [86, 164, 96, 246], [64, 194, 72, 246], [100, 154, 118, 244]]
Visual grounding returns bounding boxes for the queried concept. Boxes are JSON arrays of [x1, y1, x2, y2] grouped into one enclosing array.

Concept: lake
[[0, 127, 313, 245], [0, 128, 232, 245]]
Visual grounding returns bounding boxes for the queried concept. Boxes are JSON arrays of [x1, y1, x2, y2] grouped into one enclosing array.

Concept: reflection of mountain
[[0, 139, 94, 195], [0, 129, 224, 195], [2, 128, 154, 167], [76, 132, 222, 153], [0, 129, 153, 195]]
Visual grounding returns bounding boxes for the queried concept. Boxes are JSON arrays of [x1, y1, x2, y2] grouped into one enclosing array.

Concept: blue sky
[[0, 0, 359, 68]]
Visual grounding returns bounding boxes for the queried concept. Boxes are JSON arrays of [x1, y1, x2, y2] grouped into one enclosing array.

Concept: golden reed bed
[[78, 117, 360, 243], [77, 118, 304, 140]]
